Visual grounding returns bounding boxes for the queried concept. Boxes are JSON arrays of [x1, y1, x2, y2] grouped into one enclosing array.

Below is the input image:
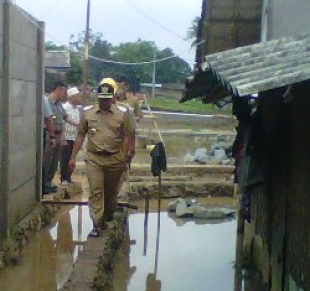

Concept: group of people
[[43, 81, 81, 195], [42, 77, 143, 237]]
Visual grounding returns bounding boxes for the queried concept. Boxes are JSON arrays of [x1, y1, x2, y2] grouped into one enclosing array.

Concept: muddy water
[[0, 203, 237, 291], [109, 206, 237, 291], [0, 206, 93, 291]]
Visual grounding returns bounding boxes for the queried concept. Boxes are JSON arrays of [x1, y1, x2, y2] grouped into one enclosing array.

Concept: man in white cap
[[69, 78, 134, 237], [60, 87, 81, 185]]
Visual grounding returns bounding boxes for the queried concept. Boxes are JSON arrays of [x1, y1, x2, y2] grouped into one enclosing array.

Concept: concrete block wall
[[200, 0, 262, 57], [0, 1, 44, 238]]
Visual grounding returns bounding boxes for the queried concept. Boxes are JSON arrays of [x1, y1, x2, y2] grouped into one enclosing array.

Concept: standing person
[[42, 94, 56, 196], [114, 79, 137, 197], [116, 76, 143, 121], [43, 94, 56, 150], [60, 87, 81, 185], [69, 78, 133, 237], [43, 81, 79, 195]]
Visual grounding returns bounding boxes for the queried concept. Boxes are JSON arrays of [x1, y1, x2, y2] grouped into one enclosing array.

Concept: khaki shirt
[[78, 103, 132, 154], [124, 94, 143, 118], [116, 101, 137, 130]]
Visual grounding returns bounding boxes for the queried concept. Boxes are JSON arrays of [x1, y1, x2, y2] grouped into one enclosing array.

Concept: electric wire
[[40, 0, 65, 18], [124, 0, 186, 41], [88, 54, 176, 65], [13, 2, 204, 66], [13, 3, 181, 66], [14, 2, 169, 147]]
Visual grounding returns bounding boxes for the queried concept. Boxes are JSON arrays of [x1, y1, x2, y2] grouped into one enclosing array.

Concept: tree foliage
[[186, 16, 200, 48], [45, 31, 192, 90]]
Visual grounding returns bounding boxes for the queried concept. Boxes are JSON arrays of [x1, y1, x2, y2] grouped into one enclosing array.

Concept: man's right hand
[[69, 158, 76, 171], [50, 137, 56, 148]]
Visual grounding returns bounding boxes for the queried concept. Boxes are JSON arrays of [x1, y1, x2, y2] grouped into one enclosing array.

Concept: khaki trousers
[[86, 152, 124, 226]]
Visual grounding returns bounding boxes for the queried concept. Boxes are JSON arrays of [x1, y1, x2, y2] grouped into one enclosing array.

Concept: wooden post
[[143, 196, 149, 256], [151, 52, 156, 99], [82, 0, 90, 106], [154, 186, 161, 276]]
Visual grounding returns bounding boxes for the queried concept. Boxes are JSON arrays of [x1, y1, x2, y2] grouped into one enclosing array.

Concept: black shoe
[[42, 187, 55, 195], [47, 187, 57, 193], [42, 189, 49, 196], [88, 228, 101, 238]]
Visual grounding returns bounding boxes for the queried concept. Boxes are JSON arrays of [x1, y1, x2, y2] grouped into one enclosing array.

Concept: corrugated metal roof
[[45, 51, 71, 69], [203, 33, 310, 97]]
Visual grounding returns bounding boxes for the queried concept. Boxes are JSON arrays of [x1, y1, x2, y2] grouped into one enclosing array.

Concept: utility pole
[[151, 52, 156, 99], [82, 0, 90, 106]]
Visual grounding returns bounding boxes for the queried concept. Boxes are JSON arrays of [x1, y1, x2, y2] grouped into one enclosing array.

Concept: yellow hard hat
[[97, 78, 118, 98]]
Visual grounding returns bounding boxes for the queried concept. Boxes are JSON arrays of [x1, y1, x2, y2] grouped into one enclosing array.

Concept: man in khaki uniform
[[69, 78, 133, 237], [114, 80, 137, 197], [116, 77, 143, 121]]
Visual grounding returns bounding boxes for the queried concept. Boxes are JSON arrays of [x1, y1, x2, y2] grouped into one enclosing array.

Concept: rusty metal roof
[[203, 33, 310, 97]]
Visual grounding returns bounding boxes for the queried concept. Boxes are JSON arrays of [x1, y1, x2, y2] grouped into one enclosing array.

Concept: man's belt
[[87, 150, 118, 156]]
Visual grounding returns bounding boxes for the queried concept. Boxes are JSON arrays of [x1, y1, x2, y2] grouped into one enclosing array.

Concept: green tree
[[112, 40, 157, 83], [64, 32, 192, 89], [156, 48, 191, 83], [67, 51, 83, 86], [186, 16, 200, 48], [69, 31, 112, 85], [111, 40, 191, 86], [45, 41, 66, 51]]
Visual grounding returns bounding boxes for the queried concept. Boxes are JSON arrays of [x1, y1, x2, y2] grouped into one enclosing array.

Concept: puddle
[[109, 206, 237, 291], [0, 206, 93, 291], [0, 201, 238, 291]]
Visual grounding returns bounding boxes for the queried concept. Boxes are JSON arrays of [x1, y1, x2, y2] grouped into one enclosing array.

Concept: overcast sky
[[15, 0, 202, 66]]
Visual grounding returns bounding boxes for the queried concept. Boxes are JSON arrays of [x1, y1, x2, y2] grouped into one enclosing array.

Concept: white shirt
[[62, 101, 80, 141]]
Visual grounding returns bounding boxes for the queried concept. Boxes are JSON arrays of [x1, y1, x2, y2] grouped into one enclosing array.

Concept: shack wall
[[244, 83, 310, 291]]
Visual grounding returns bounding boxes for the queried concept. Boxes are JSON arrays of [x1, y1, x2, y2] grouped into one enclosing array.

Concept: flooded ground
[[109, 200, 237, 291], [0, 206, 93, 291], [0, 198, 238, 291], [0, 111, 240, 290]]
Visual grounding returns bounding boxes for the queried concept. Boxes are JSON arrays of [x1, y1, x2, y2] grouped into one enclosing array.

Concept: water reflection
[[55, 211, 74, 289], [109, 203, 237, 291], [0, 206, 93, 291]]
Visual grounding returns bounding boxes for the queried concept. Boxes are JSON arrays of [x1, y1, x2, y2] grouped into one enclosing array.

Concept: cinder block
[[9, 113, 36, 153], [9, 80, 37, 116], [10, 5, 38, 49], [9, 146, 36, 189], [10, 43, 37, 81], [8, 177, 36, 228]]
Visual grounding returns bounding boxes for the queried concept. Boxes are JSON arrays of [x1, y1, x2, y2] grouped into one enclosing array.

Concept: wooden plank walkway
[[42, 194, 138, 209]]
